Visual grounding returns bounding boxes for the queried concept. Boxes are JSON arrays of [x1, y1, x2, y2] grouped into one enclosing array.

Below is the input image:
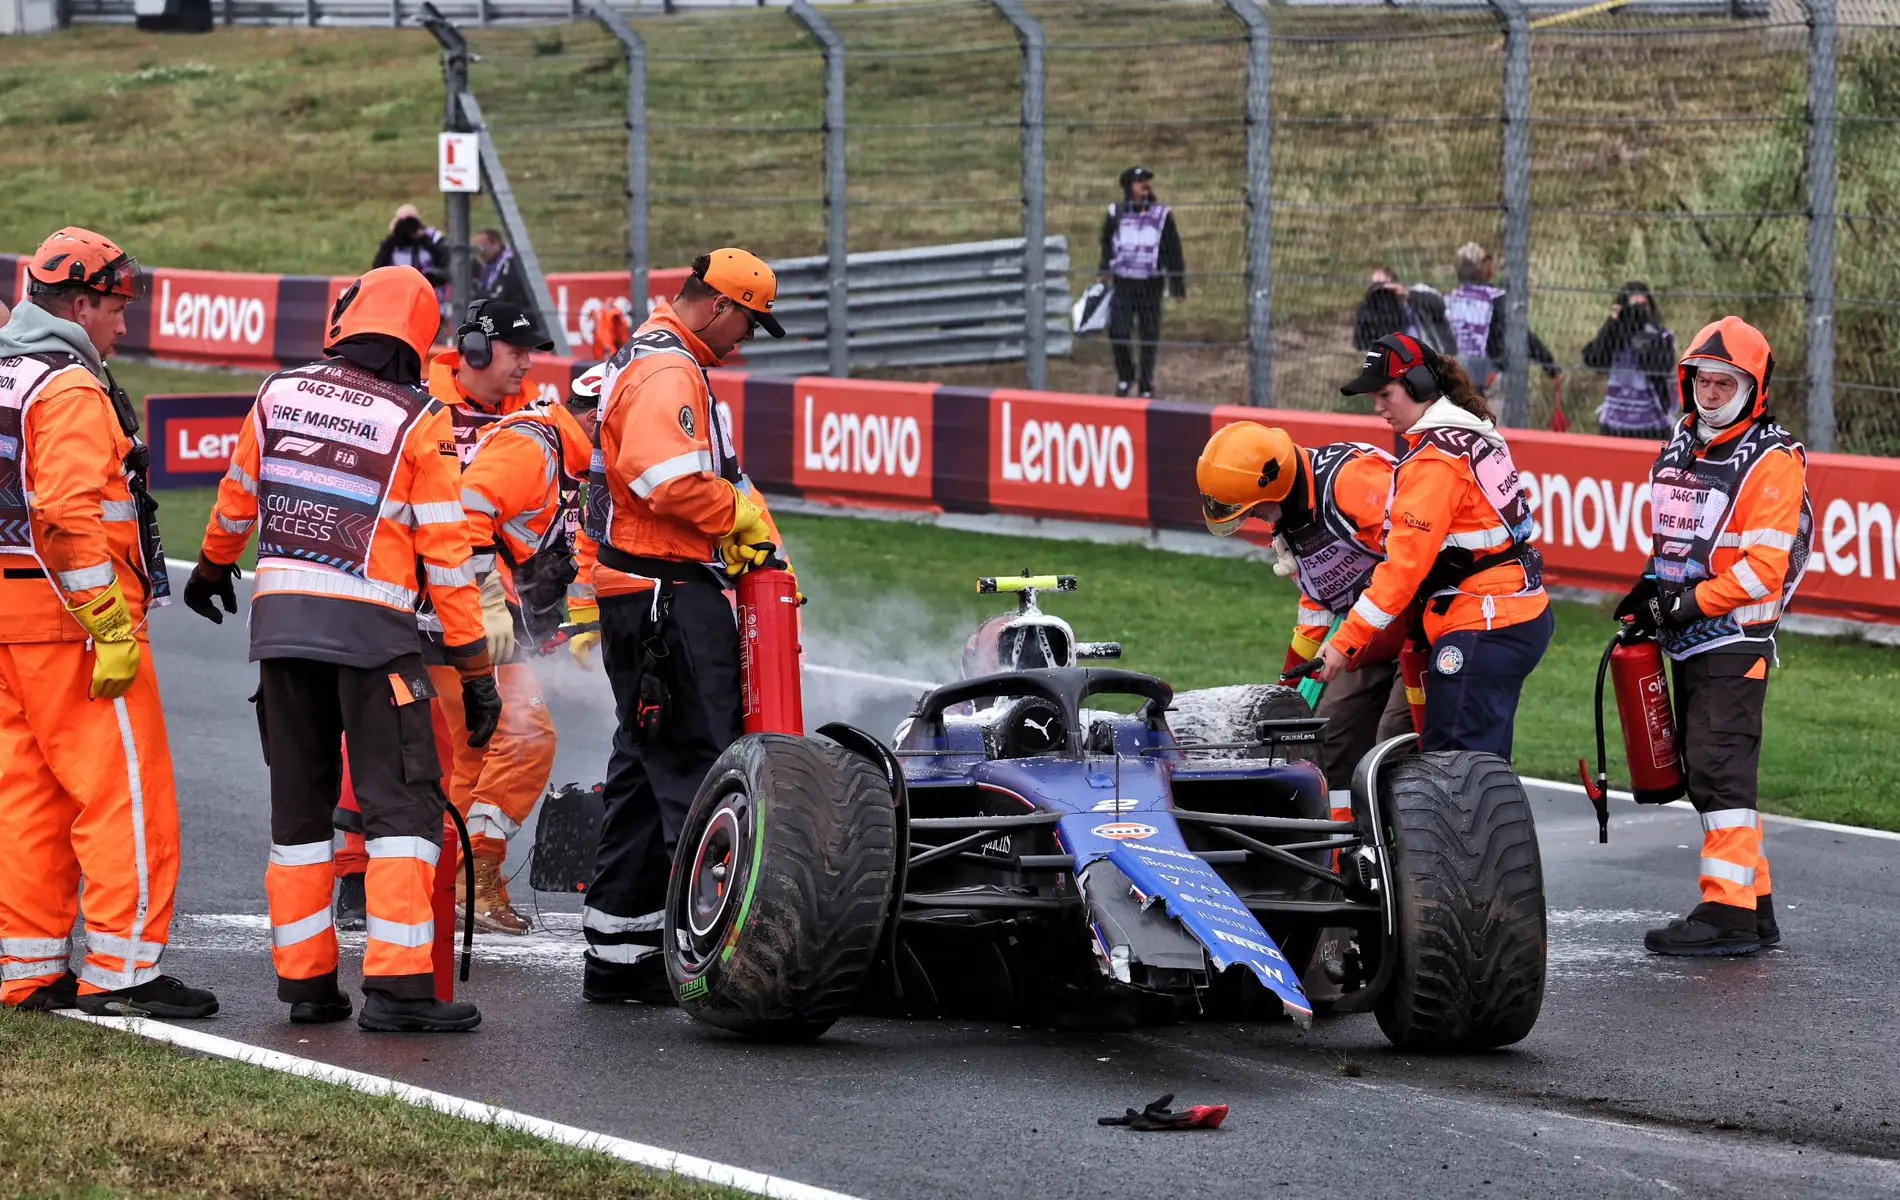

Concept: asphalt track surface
[[142, 573, 1900, 1199]]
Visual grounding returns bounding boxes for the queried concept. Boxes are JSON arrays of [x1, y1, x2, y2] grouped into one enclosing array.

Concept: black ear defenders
[[457, 299, 493, 370], [1378, 333, 1441, 402]]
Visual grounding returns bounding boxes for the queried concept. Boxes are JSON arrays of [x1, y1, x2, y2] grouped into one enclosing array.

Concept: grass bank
[[0, 1008, 743, 1199]]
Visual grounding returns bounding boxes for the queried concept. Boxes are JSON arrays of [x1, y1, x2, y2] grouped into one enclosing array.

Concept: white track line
[[57, 1011, 862, 1200]]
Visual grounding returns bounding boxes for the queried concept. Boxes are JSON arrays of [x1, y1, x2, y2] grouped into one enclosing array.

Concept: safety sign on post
[[438, 132, 481, 194]]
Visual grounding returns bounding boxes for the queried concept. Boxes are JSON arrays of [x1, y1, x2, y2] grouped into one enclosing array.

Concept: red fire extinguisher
[[738, 566, 805, 736], [1398, 641, 1429, 737], [1578, 627, 1687, 843]]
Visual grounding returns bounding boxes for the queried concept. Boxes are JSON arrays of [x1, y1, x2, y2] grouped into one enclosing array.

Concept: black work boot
[[335, 873, 368, 932], [15, 970, 78, 1012], [357, 990, 480, 1032], [1114, 381, 1133, 398], [1755, 894, 1781, 947], [1644, 902, 1764, 957], [582, 952, 675, 1006], [75, 974, 220, 1018], [289, 988, 354, 1025]]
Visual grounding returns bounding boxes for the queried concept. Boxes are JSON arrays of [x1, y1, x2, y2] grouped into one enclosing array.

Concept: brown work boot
[[472, 858, 530, 935]]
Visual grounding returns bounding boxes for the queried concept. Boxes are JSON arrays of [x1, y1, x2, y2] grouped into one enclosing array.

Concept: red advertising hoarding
[[990, 389, 1149, 523], [792, 376, 935, 504]]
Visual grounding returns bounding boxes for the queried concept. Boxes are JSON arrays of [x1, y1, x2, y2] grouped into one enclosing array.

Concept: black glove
[[1612, 576, 1662, 634], [1661, 584, 1704, 629], [461, 674, 503, 748], [1097, 1093, 1229, 1132], [183, 556, 239, 624]]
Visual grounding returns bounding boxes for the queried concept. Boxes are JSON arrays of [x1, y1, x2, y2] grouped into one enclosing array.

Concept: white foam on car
[[58, 1011, 865, 1200]]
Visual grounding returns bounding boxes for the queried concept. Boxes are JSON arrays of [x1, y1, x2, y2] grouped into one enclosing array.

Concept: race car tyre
[[1167, 684, 1310, 759], [665, 733, 897, 1041], [1373, 751, 1546, 1052]]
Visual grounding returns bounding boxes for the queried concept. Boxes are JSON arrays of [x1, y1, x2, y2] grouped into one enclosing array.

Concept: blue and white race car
[[662, 580, 1548, 1052]]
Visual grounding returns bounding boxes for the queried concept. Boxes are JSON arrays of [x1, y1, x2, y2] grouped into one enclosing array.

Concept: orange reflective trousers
[[427, 662, 555, 863], [0, 640, 179, 1004]]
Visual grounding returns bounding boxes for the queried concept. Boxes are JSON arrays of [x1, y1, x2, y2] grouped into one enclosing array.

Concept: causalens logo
[[156, 276, 270, 347]]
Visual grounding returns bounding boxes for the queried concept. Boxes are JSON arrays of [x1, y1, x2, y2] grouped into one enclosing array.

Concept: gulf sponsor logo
[[1092, 821, 1157, 842], [152, 270, 275, 354], [164, 417, 245, 475], [991, 390, 1147, 521], [794, 378, 932, 498]]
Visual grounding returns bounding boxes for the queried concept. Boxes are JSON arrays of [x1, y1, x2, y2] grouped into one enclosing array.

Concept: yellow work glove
[[721, 484, 778, 577], [66, 577, 141, 700], [566, 600, 601, 670], [480, 570, 517, 665]]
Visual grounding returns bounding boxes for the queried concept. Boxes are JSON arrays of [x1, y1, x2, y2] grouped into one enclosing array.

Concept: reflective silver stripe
[[3, 961, 68, 982], [101, 499, 139, 523], [365, 915, 435, 949], [629, 450, 715, 499], [426, 561, 476, 589], [269, 840, 335, 868], [460, 489, 501, 517], [1443, 525, 1512, 551], [1718, 528, 1796, 552], [1730, 560, 1771, 601], [1701, 809, 1761, 832], [255, 562, 419, 610], [80, 961, 161, 990], [582, 906, 664, 936], [57, 562, 117, 592], [216, 513, 256, 535], [2, 936, 70, 960], [85, 932, 165, 964], [1350, 593, 1397, 631], [112, 696, 154, 992], [466, 802, 520, 840], [568, 581, 596, 604], [380, 500, 415, 527], [501, 508, 545, 550], [1736, 600, 1783, 624], [1700, 857, 1757, 887], [271, 907, 336, 949], [366, 835, 442, 867], [22, 489, 35, 505], [413, 500, 464, 526], [585, 942, 659, 964], [226, 463, 257, 493]]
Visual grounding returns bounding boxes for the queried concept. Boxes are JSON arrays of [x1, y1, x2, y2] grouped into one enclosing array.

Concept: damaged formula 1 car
[[662, 572, 1548, 1052]]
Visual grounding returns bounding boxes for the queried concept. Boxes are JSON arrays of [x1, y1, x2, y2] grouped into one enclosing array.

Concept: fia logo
[[332, 448, 359, 470]]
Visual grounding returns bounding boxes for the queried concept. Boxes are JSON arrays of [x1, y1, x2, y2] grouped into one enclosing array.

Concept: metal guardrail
[[743, 237, 1074, 376]]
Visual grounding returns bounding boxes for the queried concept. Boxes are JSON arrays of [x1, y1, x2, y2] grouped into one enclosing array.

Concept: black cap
[[1340, 333, 1431, 397], [463, 300, 554, 352], [1120, 165, 1154, 190]]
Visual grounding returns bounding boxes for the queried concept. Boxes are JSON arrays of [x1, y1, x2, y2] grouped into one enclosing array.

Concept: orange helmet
[[28, 227, 145, 301], [325, 266, 441, 361], [1197, 421, 1300, 536], [1677, 316, 1774, 420]]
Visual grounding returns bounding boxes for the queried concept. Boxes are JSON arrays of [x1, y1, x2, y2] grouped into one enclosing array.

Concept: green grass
[[0, 1008, 744, 1199]]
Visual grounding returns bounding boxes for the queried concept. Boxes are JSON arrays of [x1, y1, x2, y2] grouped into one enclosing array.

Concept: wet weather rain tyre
[[1168, 684, 1310, 759], [665, 734, 897, 1042], [1373, 751, 1546, 1052]]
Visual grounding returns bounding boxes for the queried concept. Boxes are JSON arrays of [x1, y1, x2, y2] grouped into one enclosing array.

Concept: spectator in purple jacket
[[1444, 240, 1562, 399], [1581, 281, 1678, 439], [1098, 166, 1186, 399]]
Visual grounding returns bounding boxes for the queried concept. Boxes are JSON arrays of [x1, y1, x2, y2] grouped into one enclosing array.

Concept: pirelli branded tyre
[[665, 734, 897, 1041], [1373, 751, 1547, 1052], [1167, 684, 1312, 759]]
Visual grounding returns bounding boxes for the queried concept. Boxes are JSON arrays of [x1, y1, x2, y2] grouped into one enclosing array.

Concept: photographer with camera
[[1352, 267, 1453, 356], [1582, 281, 1678, 440]]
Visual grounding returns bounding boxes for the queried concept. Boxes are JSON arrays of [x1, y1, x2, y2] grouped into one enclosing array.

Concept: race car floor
[[142, 585, 1900, 1199]]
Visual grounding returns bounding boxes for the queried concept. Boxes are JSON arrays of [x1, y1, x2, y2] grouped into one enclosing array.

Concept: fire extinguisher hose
[[442, 795, 477, 982], [1580, 633, 1617, 844]]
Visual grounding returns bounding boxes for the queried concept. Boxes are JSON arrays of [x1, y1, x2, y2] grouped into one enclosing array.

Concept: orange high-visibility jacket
[[426, 350, 538, 467], [584, 303, 776, 599], [0, 332, 154, 643], [461, 400, 593, 605], [202, 358, 491, 670], [1286, 443, 1396, 669], [1333, 404, 1547, 659]]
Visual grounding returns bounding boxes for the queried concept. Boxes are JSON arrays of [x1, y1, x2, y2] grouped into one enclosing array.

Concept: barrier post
[[590, 1, 651, 320], [420, 3, 475, 321], [1222, 0, 1273, 407], [792, 0, 849, 377], [1487, 0, 1533, 428], [992, 0, 1047, 391], [1803, 0, 1838, 453]]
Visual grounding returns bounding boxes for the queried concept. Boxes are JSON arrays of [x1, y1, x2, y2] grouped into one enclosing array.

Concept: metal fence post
[[459, 92, 575, 357], [589, 1, 650, 321], [792, 0, 849, 377], [389, 0, 399, 29], [992, 0, 1047, 391], [1803, 0, 1838, 452], [1223, 0, 1272, 408], [420, 3, 473, 320], [303, 0, 316, 26], [1487, 0, 1532, 427]]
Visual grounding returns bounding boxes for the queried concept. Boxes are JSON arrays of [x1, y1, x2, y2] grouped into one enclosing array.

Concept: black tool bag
[[529, 781, 606, 894]]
